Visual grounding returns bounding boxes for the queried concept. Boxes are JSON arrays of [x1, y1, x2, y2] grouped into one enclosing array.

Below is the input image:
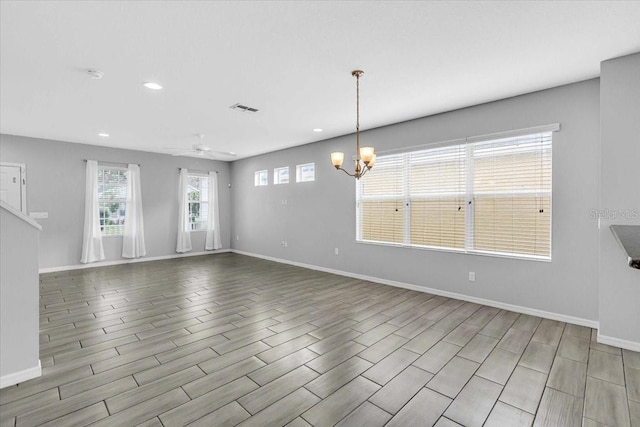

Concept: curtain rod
[[178, 168, 218, 174], [83, 159, 140, 166]]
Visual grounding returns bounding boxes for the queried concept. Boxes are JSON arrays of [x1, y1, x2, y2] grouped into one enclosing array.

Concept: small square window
[[296, 163, 315, 182], [254, 170, 268, 186], [274, 167, 289, 185]]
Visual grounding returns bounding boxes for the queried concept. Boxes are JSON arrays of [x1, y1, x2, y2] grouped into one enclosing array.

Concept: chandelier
[[330, 70, 376, 179]]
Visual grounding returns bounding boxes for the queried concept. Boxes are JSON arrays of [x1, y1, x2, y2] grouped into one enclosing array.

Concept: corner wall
[[0, 135, 232, 269], [231, 79, 601, 324], [598, 52, 640, 348], [1, 206, 40, 387]]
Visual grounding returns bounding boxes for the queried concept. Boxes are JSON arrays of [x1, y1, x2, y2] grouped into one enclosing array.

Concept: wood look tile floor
[[1, 253, 638, 427]]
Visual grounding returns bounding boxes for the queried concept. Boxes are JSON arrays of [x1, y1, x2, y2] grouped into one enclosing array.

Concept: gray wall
[[599, 53, 640, 344], [1, 207, 40, 383], [231, 79, 601, 323], [0, 134, 232, 269]]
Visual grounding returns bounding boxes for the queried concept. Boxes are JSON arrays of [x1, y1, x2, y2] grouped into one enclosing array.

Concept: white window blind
[[358, 155, 405, 244], [187, 175, 209, 231], [472, 133, 552, 257], [357, 131, 553, 259], [409, 145, 466, 249], [98, 167, 127, 235]]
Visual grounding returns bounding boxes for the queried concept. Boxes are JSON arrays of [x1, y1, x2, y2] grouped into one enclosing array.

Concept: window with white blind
[[296, 163, 315, 182], [98, 167, 127, 235], [187, 175, 209, 231], [255, 170, 268, 186], [357, 131, 553, 259], [274, 166, 289, 184]]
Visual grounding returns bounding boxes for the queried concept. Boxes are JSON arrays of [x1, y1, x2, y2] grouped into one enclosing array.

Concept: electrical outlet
[[334, 248, 339, 255], [469, 272, 476, 282], [284, 241, 288, 248], [236, 235, 240, 241]]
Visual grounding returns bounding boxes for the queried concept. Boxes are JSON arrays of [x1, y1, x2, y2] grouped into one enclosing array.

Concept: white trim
[[39, 249, 230, 274], [597, 332, 640, 352], [0, 200, 42, 230], [231, 249, 598, 329], [0, 360, 41, 389]]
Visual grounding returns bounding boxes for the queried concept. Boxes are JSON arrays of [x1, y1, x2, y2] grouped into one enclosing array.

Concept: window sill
[[355, 239, 551, 263]]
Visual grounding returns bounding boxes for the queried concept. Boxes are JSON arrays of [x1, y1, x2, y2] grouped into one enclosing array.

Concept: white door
[[0, 163, 26, 213]]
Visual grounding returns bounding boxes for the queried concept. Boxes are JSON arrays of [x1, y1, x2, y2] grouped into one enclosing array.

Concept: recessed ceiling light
[[142, 82, 163, 90], [313, 128, 323, 132], [98, 133, 109, 137]]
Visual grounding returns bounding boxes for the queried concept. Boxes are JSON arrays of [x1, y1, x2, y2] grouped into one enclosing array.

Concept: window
[[255, 170, 268, 186], [296, 163, 315, 182], [274, 166, 289, 185], [187, 175, 209, 231], [357, 131, 553, 259], [98, 167, 127, 235]]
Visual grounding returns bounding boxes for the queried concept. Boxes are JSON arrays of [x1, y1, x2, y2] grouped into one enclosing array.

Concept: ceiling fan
[[164, 134, 236, 159]]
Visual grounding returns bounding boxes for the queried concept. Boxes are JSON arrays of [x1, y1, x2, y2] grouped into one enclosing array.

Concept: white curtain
[[205, 171, 222, 250], [176, 168, 192, 253], [122, 164, 146, 258], [80, 160, 105, 263]]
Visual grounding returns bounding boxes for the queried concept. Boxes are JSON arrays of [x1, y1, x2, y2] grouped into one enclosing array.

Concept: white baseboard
[[597, 333, 640, 352], [0, 360, 41, 389], [232, 250, 600, 330], [39, 249, 230, 274]]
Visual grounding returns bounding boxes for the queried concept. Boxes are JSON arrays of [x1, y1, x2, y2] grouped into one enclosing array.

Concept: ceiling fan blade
[[205, 151, 237, 158], [170, 151, 193, 157]]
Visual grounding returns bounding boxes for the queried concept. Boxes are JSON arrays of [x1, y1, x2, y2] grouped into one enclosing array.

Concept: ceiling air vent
[[229, 103, 259, 113]]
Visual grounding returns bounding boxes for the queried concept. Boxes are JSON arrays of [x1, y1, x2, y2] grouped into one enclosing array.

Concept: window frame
[[254, 170, 268, 186], [296, 163, 316, 182], [356, 129, 554, 261], [273, 166, 290, 185], [97, 165, 127, 237], [186, 174, 210, 232]]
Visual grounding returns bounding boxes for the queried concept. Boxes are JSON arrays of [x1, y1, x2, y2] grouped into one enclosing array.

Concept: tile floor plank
[[427, 356, 480, 398], [532, 387, 583, 427], [369, 365, 433, 414], [385, 387, 451, 427], [238, 365, 318, 415], [412, 341, 461, 374], [304, 356, 372, 399], [444, 376, 503, 427], [160, 377, 258, 426], [334, 401, 392, 427], [362, 348, 420, 386], [485, 401, 534, 427], [301, 376, 380, 427], [583, 376, 631, 426], [499, 366, 547, 414], [476, 348, 520, 385]]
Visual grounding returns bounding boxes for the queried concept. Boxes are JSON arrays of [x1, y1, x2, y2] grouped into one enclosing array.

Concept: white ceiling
[[1, 1, 639, 160]]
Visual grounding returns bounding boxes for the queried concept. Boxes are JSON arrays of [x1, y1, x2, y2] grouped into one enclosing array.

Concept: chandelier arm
[[337, 167, 357, 178]]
